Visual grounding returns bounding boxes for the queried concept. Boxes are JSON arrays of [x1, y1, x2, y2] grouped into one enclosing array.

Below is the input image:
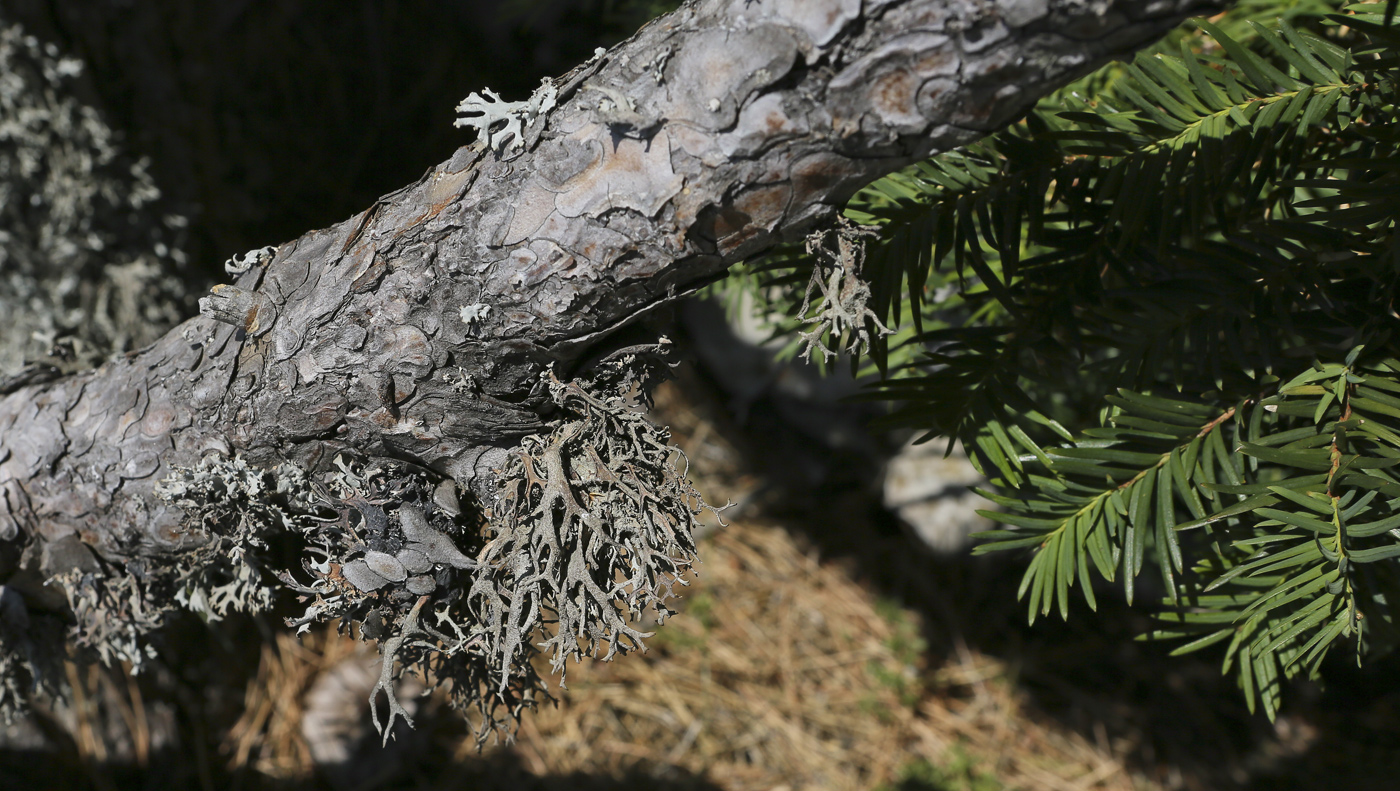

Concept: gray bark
[[1, 0, 1222, 641]]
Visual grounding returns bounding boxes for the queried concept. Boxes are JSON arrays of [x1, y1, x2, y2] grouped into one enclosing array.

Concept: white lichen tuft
[[453, 78, 557, 153], [223, 245, 276, 277], [458, 302, 490, 327], [154, 454, 325, 625]]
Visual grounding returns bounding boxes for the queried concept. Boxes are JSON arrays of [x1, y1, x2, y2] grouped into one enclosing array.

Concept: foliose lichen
[[154, 455, 326, 623], [270, 346, 720, 746], [0, 454, 335, 723], [453, 78, 558, 153], [271, 452, 539, 745]]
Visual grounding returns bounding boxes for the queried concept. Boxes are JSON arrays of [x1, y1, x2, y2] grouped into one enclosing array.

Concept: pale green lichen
[[32, 355, 718, 746], [453, 78, 557, 152]]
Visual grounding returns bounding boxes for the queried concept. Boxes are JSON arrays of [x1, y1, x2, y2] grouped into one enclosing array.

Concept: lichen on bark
[[0, 0, 1228, 742], [474, 349, 719, 685], [250, 348, 716, 745]]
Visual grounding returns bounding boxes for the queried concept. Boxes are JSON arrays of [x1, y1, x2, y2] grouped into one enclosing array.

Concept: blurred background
[[3, 1, 1400, 789]]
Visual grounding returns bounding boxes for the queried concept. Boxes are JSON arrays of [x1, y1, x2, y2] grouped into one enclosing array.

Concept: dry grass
[[484, 518, 1154, 791], [222, 628, 368, 777]]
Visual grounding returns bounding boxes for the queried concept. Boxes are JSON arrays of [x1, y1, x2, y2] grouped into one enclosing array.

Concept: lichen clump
[[474, 369, 715, 686], [7, 360, 717, 741], [0, 456, 317, 724], [55, 456, 322, 671], [276, 355, 717, 745], [272, 452, 540, 744], [155, 455, 324, 622], [796, 219, 891, 363]]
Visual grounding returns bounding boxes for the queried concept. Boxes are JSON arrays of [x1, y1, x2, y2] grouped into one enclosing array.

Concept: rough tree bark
[[0, 0, 1224, 721]]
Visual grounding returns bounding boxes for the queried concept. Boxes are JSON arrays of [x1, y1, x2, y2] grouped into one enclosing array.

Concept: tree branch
[[0, 0, 1224, 704]]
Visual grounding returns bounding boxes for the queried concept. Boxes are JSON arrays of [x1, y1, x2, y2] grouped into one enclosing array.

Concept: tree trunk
[[0, 0, 1223, 712]]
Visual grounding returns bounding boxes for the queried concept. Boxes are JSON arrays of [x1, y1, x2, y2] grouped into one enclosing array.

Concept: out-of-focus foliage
[[718, 1, 1400, 716], [0, 18, 189, 376]]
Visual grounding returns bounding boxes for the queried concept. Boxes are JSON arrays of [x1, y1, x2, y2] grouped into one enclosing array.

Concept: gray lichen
[[260, 348, 720, 746], [155, 455, 325, 622], [453, 78, 558, 153], [12, 453, 330, 714], [271, 453, 540, 745], [0, 452, 319, 723], [796, 219, 892, 363], [471, 356, 723, 688], [51, 566, 169, 670], [223, 245, 276, 277], [0, 17, 189, 376]]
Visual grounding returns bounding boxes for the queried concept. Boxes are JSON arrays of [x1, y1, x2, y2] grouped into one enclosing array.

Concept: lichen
[[269, 344, 721, 746], [453, 78, 558, 153], [223, 245, 276, 277], [26, 348, 718, 744], [0, 17, 189, 376], [458, 302, 490, 328], [51, 566, 169, 670], [271, 453, 537, 745], [796, 218, 892, 362], [30, 454, 332, 692], [155, 454, 324, 623], [472, 366, 719, 691]]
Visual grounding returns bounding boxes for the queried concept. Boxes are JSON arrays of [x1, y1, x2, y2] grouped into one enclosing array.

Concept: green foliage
[[719, 2, 1400, 716], [870, 597, 928, 707], [983, 357, 1400, 716], [877, 748, 1003, 791]]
